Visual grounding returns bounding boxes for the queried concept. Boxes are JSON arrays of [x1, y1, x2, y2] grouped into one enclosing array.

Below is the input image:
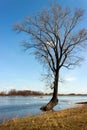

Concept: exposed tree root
[[40, 98, 58, 111]]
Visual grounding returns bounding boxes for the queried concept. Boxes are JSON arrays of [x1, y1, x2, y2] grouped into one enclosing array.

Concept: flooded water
[[0, 96, 87, 123]]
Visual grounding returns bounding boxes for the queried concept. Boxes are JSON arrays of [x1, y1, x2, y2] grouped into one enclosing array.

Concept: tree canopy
[[14, 2, 87, 111]]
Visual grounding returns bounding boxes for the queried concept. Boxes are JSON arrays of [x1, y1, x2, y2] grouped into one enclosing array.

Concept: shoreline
[[76, 101, 87, 104], [75, 101, 87, 108], [0, 95, 87, 124], [0, 102, 87, 130]]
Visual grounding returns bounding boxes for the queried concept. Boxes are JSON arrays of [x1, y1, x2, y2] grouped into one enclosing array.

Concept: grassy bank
[[0, 104, 87, 130]]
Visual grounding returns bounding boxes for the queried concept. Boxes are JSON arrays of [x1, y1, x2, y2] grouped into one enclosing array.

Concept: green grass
[[0, 105, 87, 130]]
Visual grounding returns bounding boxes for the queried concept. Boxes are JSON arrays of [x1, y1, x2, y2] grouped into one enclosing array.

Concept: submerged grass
[[0, 104, 87, 130]]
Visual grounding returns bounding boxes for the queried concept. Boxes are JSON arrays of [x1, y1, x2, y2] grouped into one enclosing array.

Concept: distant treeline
[[0, 89, 44, 96], [0, 89, 87, 96]]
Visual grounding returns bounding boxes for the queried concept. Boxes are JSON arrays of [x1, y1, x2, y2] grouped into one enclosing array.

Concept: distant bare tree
[[14, 2, 87, 111]]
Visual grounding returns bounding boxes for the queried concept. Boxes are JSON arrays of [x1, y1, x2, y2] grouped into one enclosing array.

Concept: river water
[[0, 96, 87, 123]]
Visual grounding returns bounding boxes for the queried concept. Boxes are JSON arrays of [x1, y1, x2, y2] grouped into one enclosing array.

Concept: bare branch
[[14, 2, 87, 95]]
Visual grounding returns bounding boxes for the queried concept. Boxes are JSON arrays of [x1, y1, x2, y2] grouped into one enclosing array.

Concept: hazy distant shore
[[0, 89, 87, 96]]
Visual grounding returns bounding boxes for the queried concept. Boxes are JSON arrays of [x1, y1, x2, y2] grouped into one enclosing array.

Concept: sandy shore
[[76, 101, 87, 104], [76, 101, 87, 107]]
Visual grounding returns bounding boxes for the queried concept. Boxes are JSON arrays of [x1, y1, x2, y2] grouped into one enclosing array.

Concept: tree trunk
[[40, 71, 59, 111]]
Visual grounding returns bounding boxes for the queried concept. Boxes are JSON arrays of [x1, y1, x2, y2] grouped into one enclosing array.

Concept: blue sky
[[0, 0, 87, 94]]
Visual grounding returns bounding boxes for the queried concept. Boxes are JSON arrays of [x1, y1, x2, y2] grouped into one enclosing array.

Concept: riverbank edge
[[0, 102, 87, 130]]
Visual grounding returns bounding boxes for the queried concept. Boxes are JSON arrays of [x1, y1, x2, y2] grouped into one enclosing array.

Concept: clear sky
[[0, 0, 87, 94]]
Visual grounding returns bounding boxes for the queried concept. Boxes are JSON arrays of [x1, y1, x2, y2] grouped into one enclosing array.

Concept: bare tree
[[14, 2, 87, 111]]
